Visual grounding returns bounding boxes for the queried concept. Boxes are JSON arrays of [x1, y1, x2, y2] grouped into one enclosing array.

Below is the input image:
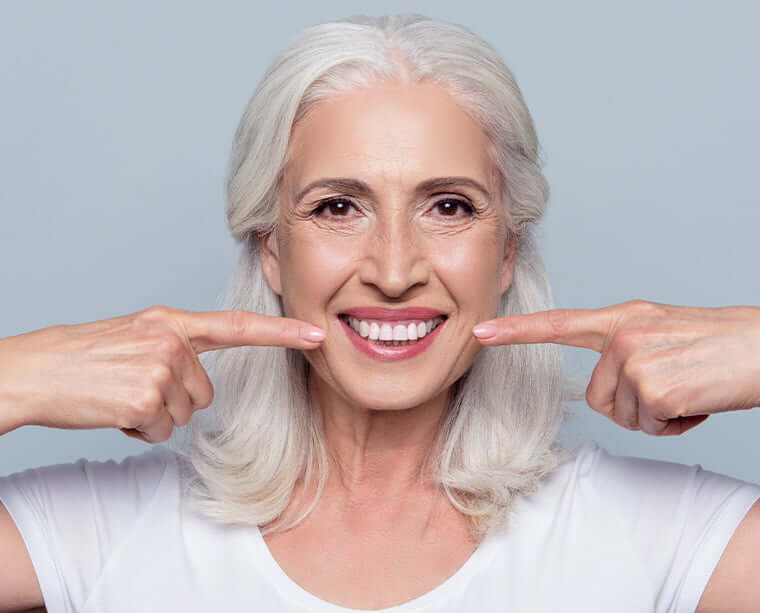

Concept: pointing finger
[[172, 309, 326, 354], [472, 308, 613, 353]]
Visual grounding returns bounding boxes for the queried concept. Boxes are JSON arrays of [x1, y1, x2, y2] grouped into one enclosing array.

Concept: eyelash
[[308, 197, 478, 221]]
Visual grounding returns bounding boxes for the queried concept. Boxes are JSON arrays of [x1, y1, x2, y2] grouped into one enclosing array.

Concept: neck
[[308, 373, 453, 502]]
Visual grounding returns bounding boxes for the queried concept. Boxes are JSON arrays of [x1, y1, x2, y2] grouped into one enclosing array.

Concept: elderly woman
[[1, 13, 759, 612]]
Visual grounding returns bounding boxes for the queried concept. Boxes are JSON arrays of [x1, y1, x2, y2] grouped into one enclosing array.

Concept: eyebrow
[[294, 176, 492, 204]]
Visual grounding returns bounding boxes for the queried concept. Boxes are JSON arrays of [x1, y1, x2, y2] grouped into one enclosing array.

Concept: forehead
[[283, 80, 497, 197]]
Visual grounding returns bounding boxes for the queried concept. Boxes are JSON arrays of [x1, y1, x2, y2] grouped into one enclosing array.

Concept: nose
[[357, 208, 430, 299]]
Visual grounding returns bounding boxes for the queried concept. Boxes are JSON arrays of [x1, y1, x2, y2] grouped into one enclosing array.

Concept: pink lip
[[339, 306, 446, 321], [337, 315, 446, 362]]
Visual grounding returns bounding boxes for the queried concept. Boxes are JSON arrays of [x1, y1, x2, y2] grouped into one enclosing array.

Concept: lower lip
[[338, 316, 446, 361]]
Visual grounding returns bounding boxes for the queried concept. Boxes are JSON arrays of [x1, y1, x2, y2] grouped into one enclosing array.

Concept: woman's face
[[261, 79, 516, 412]]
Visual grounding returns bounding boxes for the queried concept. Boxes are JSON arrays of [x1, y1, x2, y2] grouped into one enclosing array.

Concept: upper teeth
[[342, 315, 444, 341]]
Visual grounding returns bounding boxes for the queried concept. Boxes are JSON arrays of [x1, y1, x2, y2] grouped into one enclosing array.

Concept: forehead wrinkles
[[362, 159, 419, 209], [278, 100, 502, 229], [284, 102, 492, 186]]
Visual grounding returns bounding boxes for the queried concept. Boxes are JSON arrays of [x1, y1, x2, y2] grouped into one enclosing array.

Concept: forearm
[[0, 335, 30, 436]]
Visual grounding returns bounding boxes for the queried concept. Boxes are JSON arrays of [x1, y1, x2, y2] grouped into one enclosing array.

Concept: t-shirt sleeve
[[0, 445, 176, 613], [580, 441, 760, 613]]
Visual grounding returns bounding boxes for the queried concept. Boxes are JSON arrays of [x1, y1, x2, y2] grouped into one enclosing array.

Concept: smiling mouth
[[337, 313, 447, 346]]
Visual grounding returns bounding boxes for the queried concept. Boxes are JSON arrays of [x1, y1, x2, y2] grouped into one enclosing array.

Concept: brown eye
[[311, 198, 356, 218], [434, 198, 476, 217]]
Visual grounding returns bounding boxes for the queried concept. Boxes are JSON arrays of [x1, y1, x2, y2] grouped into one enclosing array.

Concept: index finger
[[175, 309, 326, 354], [474, 308, 613, 352]]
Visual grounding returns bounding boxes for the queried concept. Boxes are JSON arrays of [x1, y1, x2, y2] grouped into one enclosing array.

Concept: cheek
[[280, 235, 354, 316], [435, 237, 502, 307]]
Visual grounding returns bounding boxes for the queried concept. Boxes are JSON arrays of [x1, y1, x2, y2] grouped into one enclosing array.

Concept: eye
[[308, 196, 478, 221], [309, 198, 358, 219], [432, 197, 476, 219]]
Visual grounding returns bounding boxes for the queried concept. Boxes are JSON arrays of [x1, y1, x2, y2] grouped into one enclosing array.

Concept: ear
[[258, 230, 283, 296], [499, 234, 518, 294]]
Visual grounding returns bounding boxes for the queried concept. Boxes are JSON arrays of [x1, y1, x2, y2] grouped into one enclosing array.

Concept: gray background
[[1, 1, 758, 481]]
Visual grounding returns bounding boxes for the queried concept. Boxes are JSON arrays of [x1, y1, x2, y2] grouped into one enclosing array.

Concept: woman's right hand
[[0, 305, 326, 443]]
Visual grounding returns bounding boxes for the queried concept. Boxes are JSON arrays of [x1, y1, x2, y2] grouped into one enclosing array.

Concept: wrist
[[0, 335, 30, 435], [749, 306, 760, 409]]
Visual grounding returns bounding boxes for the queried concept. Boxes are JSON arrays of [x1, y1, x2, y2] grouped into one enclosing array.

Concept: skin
[[258, 78, 760, 610], [260, 79, 514, 500], [1, 78, 759, 610], [475, 300, 760, 435], [473, 301, 760, 611], [257, 78, 516, 608], [0, 304, 328, 611]]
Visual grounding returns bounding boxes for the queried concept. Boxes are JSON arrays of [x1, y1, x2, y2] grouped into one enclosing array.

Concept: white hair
[[170, 13, 582, 542]]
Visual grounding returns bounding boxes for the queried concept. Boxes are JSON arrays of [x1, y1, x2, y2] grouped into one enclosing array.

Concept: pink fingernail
[[300, 326, 326, 342], [473, 323, 497, 338]]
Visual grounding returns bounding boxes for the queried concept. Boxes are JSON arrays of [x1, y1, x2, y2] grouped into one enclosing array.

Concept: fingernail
[[300, 325, 326, 342], [472, 322, 497, 339]]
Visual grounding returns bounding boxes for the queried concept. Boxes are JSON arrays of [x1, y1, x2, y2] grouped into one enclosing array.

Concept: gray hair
[[170, 13, 582, 542]]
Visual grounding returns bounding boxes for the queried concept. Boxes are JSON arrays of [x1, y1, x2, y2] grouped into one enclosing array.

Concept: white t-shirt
[[1, 440, 758, 613]]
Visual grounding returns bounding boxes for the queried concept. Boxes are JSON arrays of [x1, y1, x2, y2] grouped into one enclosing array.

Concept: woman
[[1, 13, 759, 612]]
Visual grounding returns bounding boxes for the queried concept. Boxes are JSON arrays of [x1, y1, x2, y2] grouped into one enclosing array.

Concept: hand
[[0, 305, 326, 443], [472, 300, 760, 436]]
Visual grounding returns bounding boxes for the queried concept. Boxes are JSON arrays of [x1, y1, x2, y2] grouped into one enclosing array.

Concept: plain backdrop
[[1, 1, 758, 481]]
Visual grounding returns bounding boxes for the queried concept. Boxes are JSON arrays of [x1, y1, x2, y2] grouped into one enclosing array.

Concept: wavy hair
[[170, 13, 582, 541]]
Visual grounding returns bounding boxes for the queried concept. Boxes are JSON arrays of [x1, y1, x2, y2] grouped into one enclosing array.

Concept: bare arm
[[0, 306, 325, 611], [476, 300, 760, 609], [697, 498, 760, 612], [0, 502, 43, 611], [0, 336, 44, 611]]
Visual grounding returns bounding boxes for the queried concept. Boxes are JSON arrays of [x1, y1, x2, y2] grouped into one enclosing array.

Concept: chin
[[341, 379, 448, 412]]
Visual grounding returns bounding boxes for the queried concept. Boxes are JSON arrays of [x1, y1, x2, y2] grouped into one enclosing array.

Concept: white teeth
[[379, 323, 393, 340], [359, 320, 370, 338], [344, 315, 444, 344], [407, 323, 417, 341], [392, 324, 408, 341]]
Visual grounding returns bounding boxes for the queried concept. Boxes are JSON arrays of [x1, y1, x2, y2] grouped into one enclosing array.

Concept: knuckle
[[190, 359, 215, 409], [627, 299, 649, 309], [114, 411, 138, 430], [146, 428, 172, 444], [154, 334, 185, 362], [546, 310, 569, 335], [637, 384, 656, 408], [132, 387, 163, 416], [621, 357, 645, 383], [585, 385, 603, 412], [196, 382, 215, 409], [620, 414, 640, 430], [171, 411, 191, 427], [608, 402, 638, 430], [609, 329, 639, 357], [277, 319, 294, 344], [149, 362, 174, 386], [140, 305, 173, 321], [638, 381, 668, 412], [226, 309, 251, 339], [628, 299, 666, 319], [641, 419, 664, 436], [584, 384, 595, 408]]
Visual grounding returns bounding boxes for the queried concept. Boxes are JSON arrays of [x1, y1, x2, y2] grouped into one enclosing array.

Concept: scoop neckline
[[250, 522, 503, 612]]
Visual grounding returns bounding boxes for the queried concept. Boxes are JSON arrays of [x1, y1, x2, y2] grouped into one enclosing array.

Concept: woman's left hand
[[472, 300, 760, 436]]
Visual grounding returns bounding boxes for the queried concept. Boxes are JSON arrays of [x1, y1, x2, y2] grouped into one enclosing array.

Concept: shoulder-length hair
[[171, 13, 582, 542]]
